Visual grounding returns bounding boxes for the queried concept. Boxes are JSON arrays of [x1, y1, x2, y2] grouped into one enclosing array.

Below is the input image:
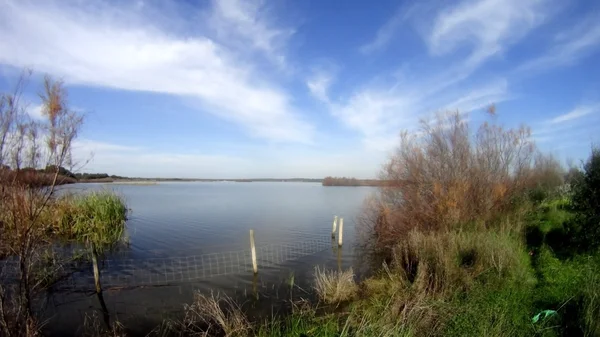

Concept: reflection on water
[[44, 182, 374, 335]]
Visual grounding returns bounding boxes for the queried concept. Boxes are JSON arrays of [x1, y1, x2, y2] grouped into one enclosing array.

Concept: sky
[[0, 0, 599, 179]]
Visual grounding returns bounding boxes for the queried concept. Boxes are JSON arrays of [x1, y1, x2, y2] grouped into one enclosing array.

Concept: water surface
[[46, 182, 374, 335]]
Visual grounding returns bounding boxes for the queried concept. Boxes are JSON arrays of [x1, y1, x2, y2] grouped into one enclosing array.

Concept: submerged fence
[[72, 236, 332, 289], [1, 232, 342, 290], [1, 217, 347, 290]]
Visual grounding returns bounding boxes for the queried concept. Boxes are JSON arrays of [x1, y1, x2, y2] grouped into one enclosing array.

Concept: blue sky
[[0, 0, 599, 178]]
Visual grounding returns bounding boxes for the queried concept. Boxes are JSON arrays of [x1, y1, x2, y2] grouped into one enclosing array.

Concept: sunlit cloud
[[0, 0, 312, 143]]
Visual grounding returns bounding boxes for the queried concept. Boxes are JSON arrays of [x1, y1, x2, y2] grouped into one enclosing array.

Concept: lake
[[45, 182, 375, 335]]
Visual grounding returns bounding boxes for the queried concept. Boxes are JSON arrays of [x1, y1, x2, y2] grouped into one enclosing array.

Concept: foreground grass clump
[[314, 267, 358, 304], [51, 191, 128, 246], [153, 292, 250, 337]]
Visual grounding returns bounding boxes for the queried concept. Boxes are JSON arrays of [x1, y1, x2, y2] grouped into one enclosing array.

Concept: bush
[[566, 146, 600, 253], [362, 112, 563, 255]]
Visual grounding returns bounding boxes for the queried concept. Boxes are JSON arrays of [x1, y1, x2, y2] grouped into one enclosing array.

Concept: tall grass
[[392, 230, 532, 297], [51, 190, 128, 252]]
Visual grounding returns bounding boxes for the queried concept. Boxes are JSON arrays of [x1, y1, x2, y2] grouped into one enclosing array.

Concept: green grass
[[250, 198, 598, 337], [52, 190, 128, 253], [256, 309, 342, 337]]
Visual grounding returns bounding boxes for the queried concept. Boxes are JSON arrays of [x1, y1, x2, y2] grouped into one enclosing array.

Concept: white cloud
[[326, 73, 511, 153], [208, 0, 294, 67], [0, 0, 312, 143], [70, 138, 381, 178], [532, 103, 600, 144], [428, 0, 550, 66], [441, 79, 510, 113], [548, 103, 600, 124], [73, 139, 141, 153], [359, 5, 415, 54], [306, 72, 334, 103], [25, 103, 44, 120], [332, 90, 414, 140], [518, 13, 600, 71]]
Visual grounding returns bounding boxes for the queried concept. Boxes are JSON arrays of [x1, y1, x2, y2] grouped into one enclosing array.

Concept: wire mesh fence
[[1, 235, 333, 290]]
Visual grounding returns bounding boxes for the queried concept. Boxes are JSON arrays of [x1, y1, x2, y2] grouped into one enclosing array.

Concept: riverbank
[[78, 194, 598, 337]]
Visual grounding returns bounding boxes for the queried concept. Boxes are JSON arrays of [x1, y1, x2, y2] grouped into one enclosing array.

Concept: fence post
[[338, 218, 344, 247], [250, 229, 258, 274], [91, 251, 102, 293], [332, 215, 338, 238]]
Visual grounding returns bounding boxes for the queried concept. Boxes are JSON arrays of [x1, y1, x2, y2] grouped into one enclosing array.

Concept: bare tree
[[0, 72, 84, 337]]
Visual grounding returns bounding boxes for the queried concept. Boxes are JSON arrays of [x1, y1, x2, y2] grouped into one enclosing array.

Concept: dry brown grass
[[314, 267, 358, 304], [82, 312, 126, 337], [175, 292, 250, 337]]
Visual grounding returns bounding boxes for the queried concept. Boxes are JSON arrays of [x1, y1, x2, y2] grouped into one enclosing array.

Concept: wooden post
[[250, 229, 258, 274], [331, 216, 338, 238], [91, 251, 102, 293], [338, 218, 344, 247]]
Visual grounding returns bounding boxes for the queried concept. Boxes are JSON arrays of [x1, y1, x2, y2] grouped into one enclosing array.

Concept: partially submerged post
[[332, 215, 338, 238], [91, 248, 101, 293], [338, 218, 344, 247], [250, 229, 258, 274]]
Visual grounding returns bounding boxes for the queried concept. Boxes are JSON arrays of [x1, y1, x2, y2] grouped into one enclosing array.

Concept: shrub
[[362, 112, 563, 255], [566, 146, 600, 253]]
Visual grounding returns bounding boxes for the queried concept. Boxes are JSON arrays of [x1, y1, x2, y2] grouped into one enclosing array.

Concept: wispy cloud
[[306, 63, 339, 103], [441, 79, 510, 113], [518, 12, 600, 71], [359, 4, 417, 54], [208, 0, 294, 67], [0, 0, 311, 143], [306, 74, 333, 103], [548, 103, 600, 124], [532, 103, 600, 145], [324, 69, 511, 152], [428, 0, 550, 66], [25, 103, 44, 120]]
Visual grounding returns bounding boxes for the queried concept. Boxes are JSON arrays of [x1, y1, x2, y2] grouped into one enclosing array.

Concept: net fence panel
[[38, 236, 332, 289]]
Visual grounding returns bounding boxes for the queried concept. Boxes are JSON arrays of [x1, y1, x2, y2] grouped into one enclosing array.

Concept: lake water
[[44, 182, 375, 335]]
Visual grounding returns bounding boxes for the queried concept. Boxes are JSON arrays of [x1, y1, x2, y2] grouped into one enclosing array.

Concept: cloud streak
[[428, 0, 550, 66], [518, 12, 600, 71], [549, 103, 600, 124], [0, 0, 312, 143], [208, 0, 294, 67]]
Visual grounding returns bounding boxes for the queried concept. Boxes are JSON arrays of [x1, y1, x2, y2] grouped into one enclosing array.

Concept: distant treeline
[[0, 165, 77, 186], [322, 176, 383, 186]]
